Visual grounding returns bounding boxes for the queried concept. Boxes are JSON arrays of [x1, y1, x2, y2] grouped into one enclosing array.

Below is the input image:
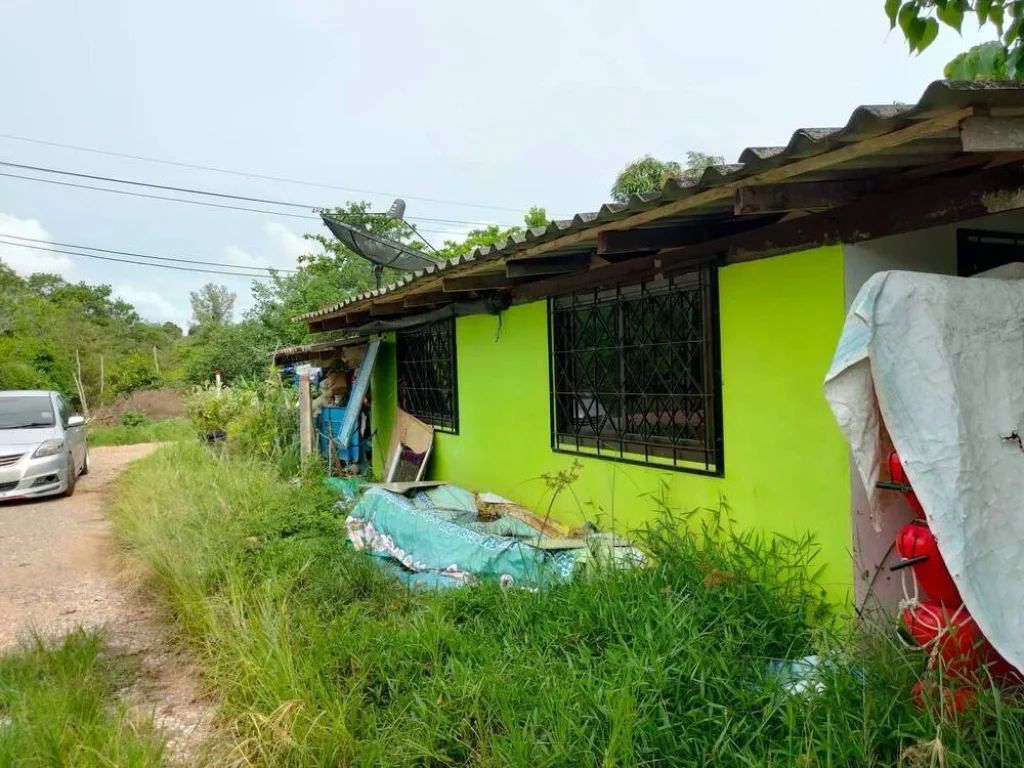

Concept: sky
[[0, 1, 988, 330]]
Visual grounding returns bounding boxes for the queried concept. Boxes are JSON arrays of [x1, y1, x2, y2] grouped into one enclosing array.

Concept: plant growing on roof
[[609, 151, 725, 203], [885, 0, 1024, 79]]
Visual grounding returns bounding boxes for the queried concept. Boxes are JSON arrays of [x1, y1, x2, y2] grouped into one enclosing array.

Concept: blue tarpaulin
[[345, 486, 584, 589]]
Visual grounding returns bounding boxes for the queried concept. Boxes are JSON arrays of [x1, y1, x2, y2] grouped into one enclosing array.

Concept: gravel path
[[0, 443, 214, 760]]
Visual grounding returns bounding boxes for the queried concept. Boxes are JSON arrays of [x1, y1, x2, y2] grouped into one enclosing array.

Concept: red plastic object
[[903, 601, 993, 678], [912, 679, 978, 713], [888, 450, 925, 518], [895, 521, 962, 607]]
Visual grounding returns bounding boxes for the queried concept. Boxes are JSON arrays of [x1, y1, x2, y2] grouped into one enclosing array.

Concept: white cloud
[[114, 284, 188, 329], [0, 213, 72, 277], [263, 222, 311, 264], [223, 244, 266, 269]]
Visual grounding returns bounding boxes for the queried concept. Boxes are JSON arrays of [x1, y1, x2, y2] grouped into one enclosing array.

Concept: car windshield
[[0, 396, 56, 429]]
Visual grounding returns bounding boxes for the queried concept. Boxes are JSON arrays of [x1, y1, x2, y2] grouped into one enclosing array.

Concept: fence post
[[298, 372, 313, 458]]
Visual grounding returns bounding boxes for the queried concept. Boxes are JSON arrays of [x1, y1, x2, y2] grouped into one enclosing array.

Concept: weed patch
[[89, 418, 193, 447], [0, 629, 166, 766], [110, 443, 1024, 766]]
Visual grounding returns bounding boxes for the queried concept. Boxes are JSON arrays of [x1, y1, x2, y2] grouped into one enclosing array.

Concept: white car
[[0, 390, 88, 501]]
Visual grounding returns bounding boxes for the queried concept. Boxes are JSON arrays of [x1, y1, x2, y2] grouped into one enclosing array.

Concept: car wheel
[[62, 454, 76, 497], [80, 450, 89, 476]]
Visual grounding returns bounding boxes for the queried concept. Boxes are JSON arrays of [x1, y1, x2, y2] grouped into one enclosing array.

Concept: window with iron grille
[[548, 265, 722, 474], [396, 318, 459, 433]]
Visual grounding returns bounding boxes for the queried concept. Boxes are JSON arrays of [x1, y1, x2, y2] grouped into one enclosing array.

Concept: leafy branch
[[886, 0, 1024, 78]]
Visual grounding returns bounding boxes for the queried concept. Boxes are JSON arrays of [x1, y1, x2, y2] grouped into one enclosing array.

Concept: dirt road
[[0, 443, 213, 758]]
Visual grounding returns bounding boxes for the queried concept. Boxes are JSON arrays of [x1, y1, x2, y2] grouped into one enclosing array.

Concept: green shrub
[[184, 384, 246, 436], [120, 411, 150, 427], [185, 379, 299, 472], [107, 353, 161, 398]]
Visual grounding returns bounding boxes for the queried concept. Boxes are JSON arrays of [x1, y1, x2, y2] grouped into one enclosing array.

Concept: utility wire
[[0, 171, 494, 239], [0, 232, 298, 274], [0, 237, 283, 279], [0, 170, 318, 220], [0, 159, 521, 227], [0, 131, 537, 215]]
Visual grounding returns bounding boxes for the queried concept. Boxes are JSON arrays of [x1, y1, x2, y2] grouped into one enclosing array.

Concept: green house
[[295, 81, 1024, 609]]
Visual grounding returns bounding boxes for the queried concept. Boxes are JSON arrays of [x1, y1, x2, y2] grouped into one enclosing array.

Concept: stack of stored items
[[887, 450, 1018, 710]]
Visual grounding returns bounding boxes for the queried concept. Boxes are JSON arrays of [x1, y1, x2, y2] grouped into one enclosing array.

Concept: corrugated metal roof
[[297, 80, 1024, 322]]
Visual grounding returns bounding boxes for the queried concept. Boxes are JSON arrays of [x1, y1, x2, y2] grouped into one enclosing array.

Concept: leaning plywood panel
[[384, 409, 434, 483]]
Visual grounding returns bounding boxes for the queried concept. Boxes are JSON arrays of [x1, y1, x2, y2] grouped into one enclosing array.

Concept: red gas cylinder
[[903, 601, 989, 678], [888, 450, 925, 518], [912, 678, 978, 714], [895, 521, 962, 607]]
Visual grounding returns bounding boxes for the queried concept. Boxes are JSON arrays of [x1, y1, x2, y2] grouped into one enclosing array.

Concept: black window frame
[[957, 229, 1024, 277], [547, 264, 723, 476], [396, 318, 459, 434]]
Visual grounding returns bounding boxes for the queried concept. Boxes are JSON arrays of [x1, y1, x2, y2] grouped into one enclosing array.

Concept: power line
[[0, 131, 538, 215], [0, 170, 318, 220], [0, 171, 498, 240], [0, 159, 521, 227], [0, 232, 298, 274], [0, 237, 285, 279]]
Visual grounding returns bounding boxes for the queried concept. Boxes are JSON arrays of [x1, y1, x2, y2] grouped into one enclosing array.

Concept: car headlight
[[33, 439, 65, 458]]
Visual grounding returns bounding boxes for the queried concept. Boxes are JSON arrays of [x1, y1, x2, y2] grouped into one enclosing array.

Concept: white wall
[[843, 209, 1024, 613]]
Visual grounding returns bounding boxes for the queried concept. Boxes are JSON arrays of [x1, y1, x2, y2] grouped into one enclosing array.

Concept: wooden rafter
[[734, 180, 879, 215], [441, 272, 512, 292]]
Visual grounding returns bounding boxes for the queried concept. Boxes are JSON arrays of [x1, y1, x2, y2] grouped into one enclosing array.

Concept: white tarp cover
[[825, 270, 1024, 673]]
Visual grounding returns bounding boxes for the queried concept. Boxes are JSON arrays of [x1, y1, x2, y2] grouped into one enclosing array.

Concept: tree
[[190, 283, 236, 329], [886, 1, 1024, 79], [681, 151, 726, 182], [610, 153, 725, 203], [434, 207, 551, 261]]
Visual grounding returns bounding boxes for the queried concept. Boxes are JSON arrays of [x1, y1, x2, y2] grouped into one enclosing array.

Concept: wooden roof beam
[[734, 180, 880, 215], [505, 253, 590, 278], [441, 272, 513, 293], [403, 292, 447, 308], [663, 161, 1024, 266], [516, 162, 1024, 302], [961, 116, 1024, 153]]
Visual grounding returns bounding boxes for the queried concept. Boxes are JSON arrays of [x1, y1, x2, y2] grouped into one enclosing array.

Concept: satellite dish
[[320, 213, 436, 279], [387, 198, 407, 221]]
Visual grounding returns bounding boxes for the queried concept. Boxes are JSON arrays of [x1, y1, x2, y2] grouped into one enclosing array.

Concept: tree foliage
[[189, 283, 236, 330], [610, 152, 725, 203], [0, 262, 181, 404], [886, 1, 1024, 78]]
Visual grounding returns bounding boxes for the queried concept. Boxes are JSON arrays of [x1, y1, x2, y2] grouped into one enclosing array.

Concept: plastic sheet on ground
[[344, 485, 644, 589], [824, 269, 1024, 674]]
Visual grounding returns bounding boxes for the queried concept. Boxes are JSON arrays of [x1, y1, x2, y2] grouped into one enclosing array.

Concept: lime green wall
[[370, 333, 397, 478], [377, 247, 852, 596]]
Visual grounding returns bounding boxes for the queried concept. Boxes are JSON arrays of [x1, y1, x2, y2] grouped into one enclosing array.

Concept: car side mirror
[[66, 415, 86, 428]]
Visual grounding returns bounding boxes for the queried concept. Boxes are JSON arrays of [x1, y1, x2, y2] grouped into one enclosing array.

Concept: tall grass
[[0, 629, 166, 766], [110, 443, 1024, 766]]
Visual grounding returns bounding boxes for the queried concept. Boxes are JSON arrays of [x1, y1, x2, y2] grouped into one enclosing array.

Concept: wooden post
[[153, 346, 161, 375], [298, 372, 313, 458], [75, 349, 82, 385]]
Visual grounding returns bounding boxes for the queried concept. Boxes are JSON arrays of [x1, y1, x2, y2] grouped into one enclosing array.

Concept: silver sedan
[[0, 390, 88, 501]]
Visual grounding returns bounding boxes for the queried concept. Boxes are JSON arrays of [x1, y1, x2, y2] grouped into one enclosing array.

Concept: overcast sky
[[0, 1, 987, 329]]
